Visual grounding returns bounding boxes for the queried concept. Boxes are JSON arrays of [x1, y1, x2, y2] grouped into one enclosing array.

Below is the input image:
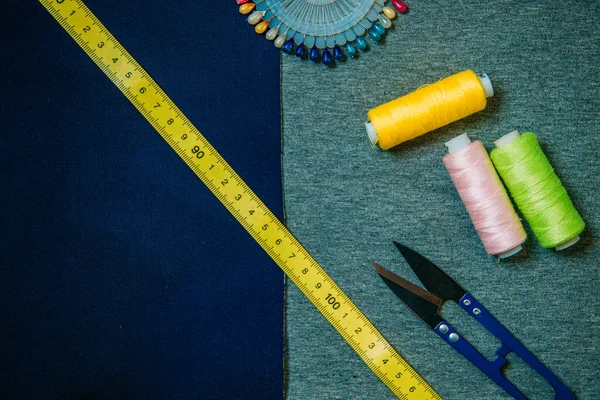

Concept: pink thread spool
[[443, 134, 527, 258]]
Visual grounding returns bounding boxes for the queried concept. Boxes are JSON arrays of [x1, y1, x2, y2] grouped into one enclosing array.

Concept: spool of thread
[[443, 134, 527, 258], [366, 70, 494, 150], [490, 131, 585, 250]]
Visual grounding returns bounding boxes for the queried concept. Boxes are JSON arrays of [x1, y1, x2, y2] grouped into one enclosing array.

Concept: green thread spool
[[490, 131, 585, 250]]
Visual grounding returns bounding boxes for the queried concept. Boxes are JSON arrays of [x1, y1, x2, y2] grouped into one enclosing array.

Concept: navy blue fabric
[[1, 1, 283, 399]]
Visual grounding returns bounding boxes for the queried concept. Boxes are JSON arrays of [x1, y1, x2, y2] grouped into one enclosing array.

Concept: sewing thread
[[490, 131, 585, 249], [366, 70, 493, 150], [443, 134, 527, 257]]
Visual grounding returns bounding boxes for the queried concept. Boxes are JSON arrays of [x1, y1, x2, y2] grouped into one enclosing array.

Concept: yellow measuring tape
[[40, 1, 441, 398]]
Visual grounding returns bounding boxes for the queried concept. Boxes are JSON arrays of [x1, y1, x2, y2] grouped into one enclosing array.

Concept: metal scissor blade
[[373, 262, 443, 329], [393, 242, 466, 303]]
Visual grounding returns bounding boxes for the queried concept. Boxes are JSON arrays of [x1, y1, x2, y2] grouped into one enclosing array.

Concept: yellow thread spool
[[366, 70, 494, 150]]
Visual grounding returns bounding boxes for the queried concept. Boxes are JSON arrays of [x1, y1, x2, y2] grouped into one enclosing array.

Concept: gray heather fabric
[[281, 1, 599, 399]]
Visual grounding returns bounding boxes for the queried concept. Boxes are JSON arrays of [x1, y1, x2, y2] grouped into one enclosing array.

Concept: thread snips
[[373, 242, 575, 400]]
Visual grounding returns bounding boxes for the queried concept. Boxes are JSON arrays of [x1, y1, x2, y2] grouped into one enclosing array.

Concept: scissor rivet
[[439, 324, 449, 334], [449, 333, 459, 342], [463, 299, 471, 306], [473, 308, 481, 315]]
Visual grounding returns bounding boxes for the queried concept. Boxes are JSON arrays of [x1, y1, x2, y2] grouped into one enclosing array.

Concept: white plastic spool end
[[555, 235, 580, 251], [498, 245, 523, 259], [478, 73, 494, 98], [366, 121, 378, 145], [494, 130, 521, 148], [445, 133, 472, 154]]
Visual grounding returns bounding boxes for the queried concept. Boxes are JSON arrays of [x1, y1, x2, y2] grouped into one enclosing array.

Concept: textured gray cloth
[[282, 1, 599, 399]]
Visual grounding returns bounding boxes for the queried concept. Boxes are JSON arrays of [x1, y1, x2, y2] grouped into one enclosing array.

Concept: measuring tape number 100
[[39, 1, 442, 398]]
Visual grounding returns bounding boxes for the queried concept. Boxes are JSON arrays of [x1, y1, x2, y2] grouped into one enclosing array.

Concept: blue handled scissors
[[373, 242, 575, 400]]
